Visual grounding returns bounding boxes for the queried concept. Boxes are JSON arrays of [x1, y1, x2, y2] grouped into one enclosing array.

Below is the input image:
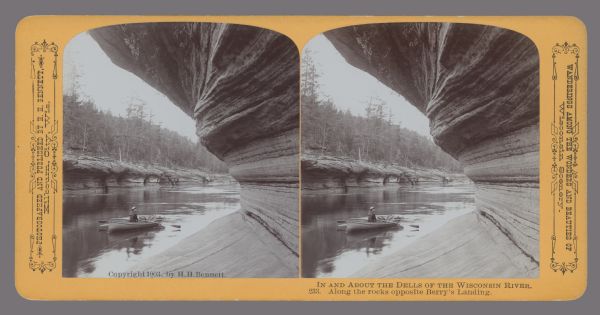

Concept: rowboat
[[338, 215, 402, 223], [107, 220, 160, 233], [345, 219, 399, 233]]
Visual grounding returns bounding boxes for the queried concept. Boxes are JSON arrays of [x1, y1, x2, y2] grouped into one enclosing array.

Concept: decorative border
[[550, 42, 580, 275], [28, 40, 59, 273]]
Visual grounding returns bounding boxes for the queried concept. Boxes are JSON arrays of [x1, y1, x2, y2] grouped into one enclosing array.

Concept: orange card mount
[[14, 16, 587, 301]]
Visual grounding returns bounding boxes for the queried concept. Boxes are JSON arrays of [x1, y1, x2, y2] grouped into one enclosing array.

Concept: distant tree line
[[301, 50, 462, 172], [63, 92, 228, 173]]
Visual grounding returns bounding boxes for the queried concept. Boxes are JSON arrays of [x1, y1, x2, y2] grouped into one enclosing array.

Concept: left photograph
[[62, 23, 300, 278]]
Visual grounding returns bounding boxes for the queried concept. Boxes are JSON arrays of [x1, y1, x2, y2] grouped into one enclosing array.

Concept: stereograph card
[[14, 16, 587, 300]]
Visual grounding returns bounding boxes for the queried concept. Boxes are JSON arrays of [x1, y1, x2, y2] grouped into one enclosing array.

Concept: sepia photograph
[[301, 23, 540, 278], [62, 22, 299, 278], [12, 12, 589, 301]]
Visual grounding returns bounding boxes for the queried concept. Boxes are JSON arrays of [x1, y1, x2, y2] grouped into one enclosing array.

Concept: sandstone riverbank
[[63, 152, 234, 191], [130, 211, 297, 277], [302, 153, 468, 193], [352, 211, 538, 278]]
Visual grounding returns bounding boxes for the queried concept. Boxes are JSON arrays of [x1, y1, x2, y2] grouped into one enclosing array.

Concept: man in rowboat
[[129, 206, 139, 222], [367, 206, 377, 222]]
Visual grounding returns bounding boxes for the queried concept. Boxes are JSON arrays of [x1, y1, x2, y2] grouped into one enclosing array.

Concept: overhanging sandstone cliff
[[89, 23, 299, 275], [325, 23, 539, 274]]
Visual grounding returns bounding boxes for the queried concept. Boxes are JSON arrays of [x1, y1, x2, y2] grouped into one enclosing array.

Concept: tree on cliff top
[[63, 90, 228, 173], [301, 50, 462, 172]]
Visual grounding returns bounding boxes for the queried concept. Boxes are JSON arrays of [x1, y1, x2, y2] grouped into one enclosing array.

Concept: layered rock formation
[[89, 23, 299, 275], [325, 23, 539, 275], [63, 152, 214, 190], [353, 212, 537, 278], [131, 211, 297, 277], [302, 152, 465, 192]]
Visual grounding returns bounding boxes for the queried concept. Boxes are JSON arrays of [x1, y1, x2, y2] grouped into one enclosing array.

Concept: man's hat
[[369, 206, 375, 210], [131, 206, 136, 210]]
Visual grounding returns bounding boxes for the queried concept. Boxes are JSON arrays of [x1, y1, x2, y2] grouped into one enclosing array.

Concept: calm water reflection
[[301, 182, 475, 278], [63, 184, 240, 277]]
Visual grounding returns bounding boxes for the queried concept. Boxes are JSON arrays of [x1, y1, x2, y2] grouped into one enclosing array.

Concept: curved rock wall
[[89, 23, 299, 264], [325, 23, 539, 268]]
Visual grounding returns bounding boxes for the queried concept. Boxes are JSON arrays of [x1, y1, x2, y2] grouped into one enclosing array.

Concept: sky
[[303, 35, 431, 137], [63, 32, 431, 141], [63, 32, 198, 141]]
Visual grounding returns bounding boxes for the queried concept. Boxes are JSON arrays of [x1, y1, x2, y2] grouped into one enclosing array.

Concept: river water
[[301, 182, 475, 278], [63, 184, 240, 278]]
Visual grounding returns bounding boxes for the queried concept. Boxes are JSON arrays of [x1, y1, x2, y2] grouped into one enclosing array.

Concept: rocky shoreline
[[352, 211, 538, 278], [63, 152, 234, 191], [302, 153, 468, 193], [129, 211, 297, 278]]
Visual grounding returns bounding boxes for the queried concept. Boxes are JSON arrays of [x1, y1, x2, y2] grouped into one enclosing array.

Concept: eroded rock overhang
[[325, 23, 540, 269], [89, 23, 300, 258]]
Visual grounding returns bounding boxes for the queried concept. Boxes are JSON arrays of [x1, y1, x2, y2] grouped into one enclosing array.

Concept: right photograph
[[300, 23, 539, 278]]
